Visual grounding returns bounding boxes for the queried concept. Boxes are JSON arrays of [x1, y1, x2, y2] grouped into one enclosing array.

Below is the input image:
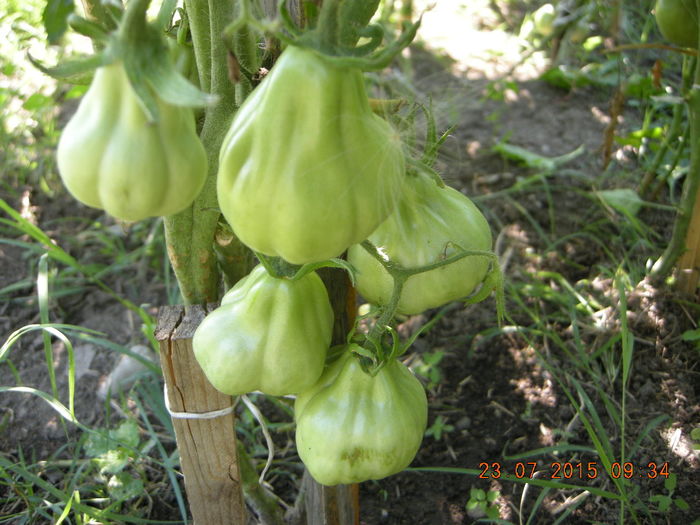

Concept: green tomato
[[532, 3, 556, 37], [217, 45, 405, 264], [193, 265, 333, 396], [655, 0, 698, 48], [346, 174, 492, 315], [295, 346, 427, 486], [56, 62, 207, 222]]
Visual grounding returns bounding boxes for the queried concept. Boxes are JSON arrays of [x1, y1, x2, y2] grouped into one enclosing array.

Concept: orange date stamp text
[[478, 461, 670, 480]]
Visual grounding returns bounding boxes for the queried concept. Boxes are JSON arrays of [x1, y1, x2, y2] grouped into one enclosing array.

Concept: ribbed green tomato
[[217, 45, 405, 264], [192, 265, 333, 396], [347, 174, 492, 315], [295, 346, 427, 486], [57, 62, 207, 221], [655, 0, 698, 47]]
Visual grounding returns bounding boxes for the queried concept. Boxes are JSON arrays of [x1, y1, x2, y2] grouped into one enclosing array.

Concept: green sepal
[[67, 13, 110, 42], [326, 344, 350, 365], [254, 253, 302, 279], [462, 263, 506, 325], [265, 0, 421, 71], [337, 0, 382, 47], [418, 101, 457, 169], [28, 51, 107, 84], [350, 344, 379, 374], [385, 326, 402, 361], [117, 0, 215, 122], [407, 157, 446, 188], [43, 0, 75, 45], [292, 258, 358, 286], [156, 0, 179, 31], [345, 24, 384, 56]]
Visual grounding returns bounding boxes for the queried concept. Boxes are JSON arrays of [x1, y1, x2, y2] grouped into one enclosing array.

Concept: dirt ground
[[1, 2, 699, 524]]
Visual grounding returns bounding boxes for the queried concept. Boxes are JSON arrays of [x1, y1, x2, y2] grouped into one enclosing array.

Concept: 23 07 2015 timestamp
[[478, 461, 670, 480]]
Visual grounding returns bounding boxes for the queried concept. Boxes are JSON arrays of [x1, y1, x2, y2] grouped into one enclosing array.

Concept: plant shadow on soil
[[1, 13, 699, 525]]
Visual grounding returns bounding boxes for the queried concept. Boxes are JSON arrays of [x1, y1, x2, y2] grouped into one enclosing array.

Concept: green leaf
[[22, 93, 53, 111], [111, 419, 140, 449], [107, 472, 144, 501], [84, 431, 112, 457], [674, 497, 690, 511], [472, 488, 486, 500], [650, 494, 672, 512], [466, 499, 480, 511], [43, 0, 75, 45], [681, 329, 700, 342], [492, 142, 585, 172], [97, 449, 130, 475], [540, 66, 592, 90], [665, 473, 677, 492], [595, 189, 644, 217]]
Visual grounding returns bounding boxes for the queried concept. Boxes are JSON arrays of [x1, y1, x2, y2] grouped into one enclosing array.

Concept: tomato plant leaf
[[43, 0, 75, 45]]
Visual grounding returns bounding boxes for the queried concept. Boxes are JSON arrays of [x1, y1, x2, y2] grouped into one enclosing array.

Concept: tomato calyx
[[222, 0, 420, 71], [255, 252, 302, 280], [31, 0, 213, 122]]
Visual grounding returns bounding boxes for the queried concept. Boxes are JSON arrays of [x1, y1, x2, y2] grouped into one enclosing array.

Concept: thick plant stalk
[[651, 7, 700, 289], [164, 0, 247, 305]]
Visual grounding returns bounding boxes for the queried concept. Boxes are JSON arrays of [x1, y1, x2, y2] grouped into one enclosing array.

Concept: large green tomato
[[57, 62, 207, 222], [193, 265, 333, 396], [655, 0, 698, 48], [347, 174, 492, 315], [295, 346, 427, 486], [217, 45, 405, 264]]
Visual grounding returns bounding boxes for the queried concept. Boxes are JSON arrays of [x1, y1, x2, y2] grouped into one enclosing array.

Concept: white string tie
[[163, 383, 235, 419]]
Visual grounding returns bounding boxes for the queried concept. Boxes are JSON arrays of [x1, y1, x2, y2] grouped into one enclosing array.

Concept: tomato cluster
[[56, 36, 494, 485], [205, 44, 493, 485]]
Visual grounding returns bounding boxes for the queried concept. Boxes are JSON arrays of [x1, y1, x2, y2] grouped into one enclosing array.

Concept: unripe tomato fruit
[[295, 346, 427, 485], [56, 62, 207, 221], [532, 3, 556, 37], [347, 174, 492, 315], [193, 265, 333, 396], [217, 45, 405, 264], [655, 0, 698, 48]]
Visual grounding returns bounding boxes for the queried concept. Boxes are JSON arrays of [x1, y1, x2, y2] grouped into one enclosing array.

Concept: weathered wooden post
[[676, 182, 700, 293], [156, 305, 247, 524]]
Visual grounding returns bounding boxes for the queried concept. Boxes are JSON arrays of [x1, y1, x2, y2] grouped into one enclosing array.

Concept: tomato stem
[[164, 0, 250, 304], [358, 240, 501, 358]]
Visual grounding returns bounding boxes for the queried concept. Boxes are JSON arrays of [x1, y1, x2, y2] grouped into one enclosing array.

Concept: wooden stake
[[156, 305, 246, 525], [304, 268, 361, 525], [677, 177, 700, 293], [304, 476, 360, 525]]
